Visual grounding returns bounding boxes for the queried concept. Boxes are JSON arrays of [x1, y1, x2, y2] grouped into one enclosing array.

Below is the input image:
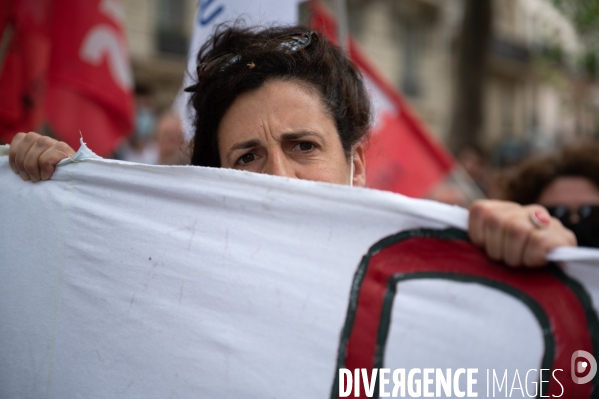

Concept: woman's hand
[[468, 200, 577, 267], [9, 132, 75, 183]]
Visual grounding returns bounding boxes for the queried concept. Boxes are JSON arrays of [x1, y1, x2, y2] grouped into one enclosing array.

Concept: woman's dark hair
[[186, 24, 371, 167], [503, 141, 599, 204]]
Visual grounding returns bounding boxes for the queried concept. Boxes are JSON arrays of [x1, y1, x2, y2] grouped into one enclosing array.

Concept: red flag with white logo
[[310, 3, 455, 198], [44, 0, 134, 156]]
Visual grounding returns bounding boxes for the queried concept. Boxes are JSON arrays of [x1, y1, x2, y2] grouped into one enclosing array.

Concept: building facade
[[124, 0, 195, 107], [327, 0, 599, 157]]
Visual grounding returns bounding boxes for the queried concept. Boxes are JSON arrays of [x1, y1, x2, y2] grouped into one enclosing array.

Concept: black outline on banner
[[330, 228, 599, 399]]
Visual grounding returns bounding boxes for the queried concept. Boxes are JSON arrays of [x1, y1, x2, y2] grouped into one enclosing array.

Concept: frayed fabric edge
[[57, 137, 102, 166]]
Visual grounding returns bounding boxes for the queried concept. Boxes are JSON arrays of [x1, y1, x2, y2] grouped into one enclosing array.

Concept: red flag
[[310, 3, 455, 198], [44, 0, 134, 156], [0, 0, 52, 143]]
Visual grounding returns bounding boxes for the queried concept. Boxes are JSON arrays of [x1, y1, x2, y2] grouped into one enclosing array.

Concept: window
[[156, 0, 188, 55]]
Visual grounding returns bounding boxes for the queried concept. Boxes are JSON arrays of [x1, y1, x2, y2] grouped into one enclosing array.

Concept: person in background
[[457, 145, 488, 194], [503, 141, 599, 247], [156, 110, 189, 165], [114, 85, 159, 164]]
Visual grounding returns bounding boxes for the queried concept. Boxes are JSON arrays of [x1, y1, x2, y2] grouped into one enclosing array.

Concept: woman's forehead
[[217, 80, 338, 149]]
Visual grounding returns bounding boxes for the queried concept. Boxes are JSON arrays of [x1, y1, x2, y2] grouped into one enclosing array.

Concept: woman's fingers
[[8, 132, 26, 174], [469, 200, 511, 255], [521, 215, 577, 267], [467, 202, 485, 247], [23, 136, 56, 182], [483, 209, 504, 261], [468, 200, 577, 268], [9, 132, 74, 182], [39, 141, 75, 181], [13, 132, 41, 181], [501, 214, 530, 267]]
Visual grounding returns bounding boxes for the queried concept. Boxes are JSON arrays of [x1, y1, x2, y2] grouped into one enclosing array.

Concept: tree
[[448, 0, 493, 154], [552, 0, 599, 36], [552, 0, 599, 78]]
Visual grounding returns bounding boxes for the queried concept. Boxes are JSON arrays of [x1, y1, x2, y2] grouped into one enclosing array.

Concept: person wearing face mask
[[503, 141, 599, 248], [8, 25, 576, 266], [114, 85, 160, 165]]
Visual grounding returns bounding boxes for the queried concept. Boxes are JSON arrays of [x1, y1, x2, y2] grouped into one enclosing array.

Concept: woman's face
[[217, 79, 366, 186]]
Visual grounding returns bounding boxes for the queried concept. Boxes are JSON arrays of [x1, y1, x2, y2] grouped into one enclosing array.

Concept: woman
[[8, 25, 575, 265], [504, 141, 599, 247]]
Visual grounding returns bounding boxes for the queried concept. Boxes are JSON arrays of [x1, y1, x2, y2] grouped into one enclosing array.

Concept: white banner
[[1, 145, 599, 398], [177, 0, 302, 139]]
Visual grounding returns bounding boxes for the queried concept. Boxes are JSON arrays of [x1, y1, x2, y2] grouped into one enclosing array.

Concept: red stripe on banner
[[342, 234, 593, 399]]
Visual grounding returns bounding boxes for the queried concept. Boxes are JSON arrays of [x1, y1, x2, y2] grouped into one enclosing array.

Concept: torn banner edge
[[0, 138, 101, 165], [57, 137, 102, 165]]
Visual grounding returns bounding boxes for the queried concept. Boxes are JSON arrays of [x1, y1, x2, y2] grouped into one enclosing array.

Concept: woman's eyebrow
[[280, 131, 325, 142], [227, 131, 325, 157], [228, 139, 261, 155]]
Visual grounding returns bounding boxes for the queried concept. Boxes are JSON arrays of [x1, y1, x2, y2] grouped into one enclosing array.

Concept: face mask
[[135, 109, 156, 139]]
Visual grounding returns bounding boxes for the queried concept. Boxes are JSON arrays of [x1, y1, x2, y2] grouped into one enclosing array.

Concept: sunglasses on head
[[194, 31, 315, 80]]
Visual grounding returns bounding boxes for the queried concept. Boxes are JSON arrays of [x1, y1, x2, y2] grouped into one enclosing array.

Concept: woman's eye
[[295, 142, 315, 151], [238, 153, 257, 165]]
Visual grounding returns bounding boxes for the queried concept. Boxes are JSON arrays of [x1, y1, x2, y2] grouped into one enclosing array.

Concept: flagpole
[[448, 164, 488, 202], [334, 0, 349, 53]]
